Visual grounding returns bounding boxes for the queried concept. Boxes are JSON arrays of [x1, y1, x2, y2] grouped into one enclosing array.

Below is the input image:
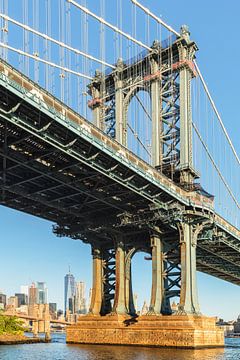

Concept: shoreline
[[0, 334, 49, 345]]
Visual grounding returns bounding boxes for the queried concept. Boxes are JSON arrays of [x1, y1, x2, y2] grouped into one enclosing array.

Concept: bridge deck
[[0, 58, 240, 285]]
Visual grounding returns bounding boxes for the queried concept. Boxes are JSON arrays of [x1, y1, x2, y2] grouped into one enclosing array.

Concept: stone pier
[[67, 314, 223, 348], [66, 223, 224, 348]]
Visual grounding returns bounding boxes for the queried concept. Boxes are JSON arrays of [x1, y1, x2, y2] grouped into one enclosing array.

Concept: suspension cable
[[0, 42, 93, 80], [192, 122, 240, 210], [194, 60, 240, 166], [131, 0, 180, 37], [0, 13, 115, 69], [131, 0, 240, 167], [135, 94, 151, 120], [67, 0, 152, 51]]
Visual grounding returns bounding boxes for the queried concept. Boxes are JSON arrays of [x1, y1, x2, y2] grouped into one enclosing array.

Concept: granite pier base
[[66, 314, 224, 348]]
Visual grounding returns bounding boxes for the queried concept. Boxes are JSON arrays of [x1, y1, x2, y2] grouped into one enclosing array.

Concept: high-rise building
[[7, 296, 18, 309], [133, 293, 138, 312], [88, 288, 92, 311], [37, 282, 48, 304], [49, 302, 57, 313], [49, 303, 57, 319], [0, 292, 7, 309], [15, 293, 28, 307], [75, 281, 87, 314], [20, 285, 29, 297], [141, 300, 149, 315], [28, 283, 38, 305], [64, 270, 75, 315]]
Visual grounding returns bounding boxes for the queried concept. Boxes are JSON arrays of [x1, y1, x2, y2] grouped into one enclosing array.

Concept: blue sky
[[1, 0, 240, 320]]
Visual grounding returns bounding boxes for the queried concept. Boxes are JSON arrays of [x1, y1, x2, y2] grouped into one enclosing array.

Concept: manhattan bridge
[[0, 0, 239, 346]]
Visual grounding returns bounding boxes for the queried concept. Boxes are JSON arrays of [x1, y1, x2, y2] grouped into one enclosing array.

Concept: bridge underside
[[0, 77, 240, 289]]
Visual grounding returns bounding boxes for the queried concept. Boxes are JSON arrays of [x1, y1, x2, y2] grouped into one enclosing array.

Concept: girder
[[0, 55, 239, 288]]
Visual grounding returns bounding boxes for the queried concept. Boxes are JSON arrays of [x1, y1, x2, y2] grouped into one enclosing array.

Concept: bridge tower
[[67, 27, 223, 348], [88, 25, 198, 187], [86, 26, 201, 316]]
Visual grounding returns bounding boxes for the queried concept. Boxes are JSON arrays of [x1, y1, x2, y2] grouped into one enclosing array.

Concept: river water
[[0, 334, 240, 360]]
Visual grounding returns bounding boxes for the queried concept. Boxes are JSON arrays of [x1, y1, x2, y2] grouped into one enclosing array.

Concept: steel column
[[125, 249, 135, 315], [148, 234, 163, 314], [112, 239, 128, 314], [151, 59, 161, 168], [114, 59, 126, 145], [89, 246, 103, 315], [178, 221, 200, 314], [178, 26, 197, 185]]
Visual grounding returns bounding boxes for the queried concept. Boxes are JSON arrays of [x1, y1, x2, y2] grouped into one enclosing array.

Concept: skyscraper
[[20, 285, 29, 297], [75, 281, 87, 314], [64, 270, 75, 315], [28, 282, 38, 305], [15, 293, 28, 307], [133, 293, 138, 312], [0, 292, 6, 309], [37, 282, 48, 304]]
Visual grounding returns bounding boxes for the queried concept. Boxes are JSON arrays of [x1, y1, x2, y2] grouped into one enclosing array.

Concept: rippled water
[[0, 334, 240, 360]]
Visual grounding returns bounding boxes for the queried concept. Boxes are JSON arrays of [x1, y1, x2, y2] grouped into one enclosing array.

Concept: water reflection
[[0, 334, 239, 360], [68, 344, 225, 360]]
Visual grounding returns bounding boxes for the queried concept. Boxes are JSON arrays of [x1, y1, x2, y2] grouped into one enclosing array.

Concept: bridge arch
[[123, 85, 152, 164], [127, 246, 152, 315]]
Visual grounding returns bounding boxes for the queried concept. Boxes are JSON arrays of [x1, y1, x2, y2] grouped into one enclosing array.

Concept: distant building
[[88, 288, 92, 311], [15, 293, 28, 307], [49, 302, 57, 319], [20, 285, 29, 297], [29, 283, 38, 305], [0, 292, 6, 309], [217, 318, 234, 336], [64, 271, 75, 315], [57, 309, 63, 319], [141, 300, 149, 315], [234, 315, 240, 333], [171, 301, 178, 313], [49, 303, 57, 313], [37, 282, 48, 304], [7, 296, 18, 309], [17, 305, 28, 315], [133, 293, 138, 312], [75, 281, 87, 314]]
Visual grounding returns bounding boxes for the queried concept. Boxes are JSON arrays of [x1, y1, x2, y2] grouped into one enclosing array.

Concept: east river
[[0, 334, 240, 360]]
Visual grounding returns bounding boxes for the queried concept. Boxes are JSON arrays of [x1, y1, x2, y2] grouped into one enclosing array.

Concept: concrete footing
[[66, 314, 224, 348]]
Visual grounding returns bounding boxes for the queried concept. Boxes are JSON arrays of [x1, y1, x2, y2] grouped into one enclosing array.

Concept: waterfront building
[[37, 282, 48, 304], [64, 270, 76, 315], [17, 305, 28, 315], [49, 303, 57, 319], [234, 315, 240, 333], [217, 318, 235, 336], [28, 283, 38, 305], [15, 293, 28, 307], [75, 281, 87, 314], [7, 296, 18, 309], [0, 292, 6, 308]]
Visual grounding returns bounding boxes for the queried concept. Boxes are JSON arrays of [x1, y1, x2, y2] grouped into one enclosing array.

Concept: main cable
[[0, 42, 93, 80], [0, 13, 115, 69]]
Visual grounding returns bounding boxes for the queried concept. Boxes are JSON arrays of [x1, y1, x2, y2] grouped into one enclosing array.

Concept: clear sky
[[1, 0, 240, 320]]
